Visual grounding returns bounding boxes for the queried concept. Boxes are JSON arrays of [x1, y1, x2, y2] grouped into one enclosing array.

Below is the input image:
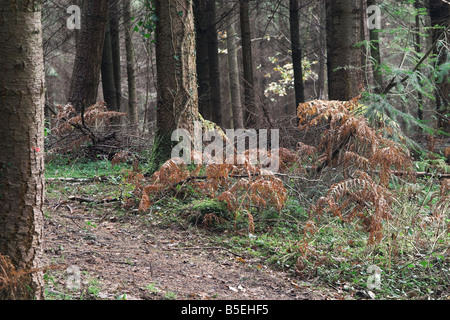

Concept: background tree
[[0, 0, 46, 300], [101, 16, 119, 111], [289, 0, 305, 110], [429, 0, 450, 131], [226, 2, 244, 129], [325, 0, 365, 100], [240, 0, 258, 127], [194, 0, 212, 120], [123, 0, 139, 135], [68, 0, 110, 113], [206, 0, 223, 126]]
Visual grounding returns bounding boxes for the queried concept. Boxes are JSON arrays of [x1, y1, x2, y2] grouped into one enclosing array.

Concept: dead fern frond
[[299, 99, 413, 243]]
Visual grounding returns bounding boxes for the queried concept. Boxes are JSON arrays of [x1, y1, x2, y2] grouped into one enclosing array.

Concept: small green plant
[[145, 282, 159, 293], [164, 291, 178, 300]]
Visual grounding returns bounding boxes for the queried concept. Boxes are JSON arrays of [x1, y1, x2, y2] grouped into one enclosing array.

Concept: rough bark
[[0, 0, 45, 300], [68, 0, 110, 113], [151, 0, 198, 173], [325, 0, 364, 101], [123, 0, 139, 135]]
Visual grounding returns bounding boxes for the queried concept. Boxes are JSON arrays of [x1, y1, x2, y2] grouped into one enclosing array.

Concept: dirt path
[[42, 198, 342, 300]]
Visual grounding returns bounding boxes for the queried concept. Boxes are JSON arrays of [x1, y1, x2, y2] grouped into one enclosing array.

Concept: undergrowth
[[37, 98, 450, 300]]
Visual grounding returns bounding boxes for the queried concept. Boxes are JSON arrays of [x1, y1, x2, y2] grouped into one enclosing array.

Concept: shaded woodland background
[[43, 0, 449, 157]]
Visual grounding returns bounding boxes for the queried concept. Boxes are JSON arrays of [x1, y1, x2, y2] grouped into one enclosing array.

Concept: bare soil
[[42, 189, 345, 300]]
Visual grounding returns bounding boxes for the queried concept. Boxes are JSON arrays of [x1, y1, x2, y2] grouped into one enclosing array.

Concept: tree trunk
[[316, 0, 326, 99], [289, 0, 305, 110], [206, 0, 223, 126], [194, 0, 212, 120], [68, 0, 110, 113], [151, 0, 198, 173], [226, 13, 244, 129], [0, 0, 45, 300], [101, 18, 119, 111], [368, 0, 383, 90], [415, 0, 424, 124], [109, 0, 122, 113], [325, 0, 364, 101], [123, 0, 139, 135], [429, 0, 450, 131], [240, 0, 257, 127]]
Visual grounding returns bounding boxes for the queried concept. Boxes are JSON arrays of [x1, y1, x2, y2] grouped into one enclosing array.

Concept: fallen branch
[[46, 176, 109, 183], [68, 196, 122, 204]]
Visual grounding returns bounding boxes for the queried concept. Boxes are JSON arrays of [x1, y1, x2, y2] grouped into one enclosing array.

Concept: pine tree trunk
[[68, 0, 110, 113], [325, 0, 364, 101], [289, 0, 305, 110], [0, 0, 46, 300], [101, 19, 119, 111], [109, 0, 122, 112], [123, 0, 139, 135], [429, 0, 450, 131], [415, 0, 423, 124], [151, 0, 198, 173], [205, 0, 222, 126], [194, 0, 212, 120], [240, 0, 257, 127], [316, 0, 326, 99], [368, 0, 383, 90], [226, 15, 244, 129]]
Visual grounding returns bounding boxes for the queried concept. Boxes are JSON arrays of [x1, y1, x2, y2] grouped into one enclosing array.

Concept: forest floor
[[41, 155, 450, 301], [42, 183, 344, 300]]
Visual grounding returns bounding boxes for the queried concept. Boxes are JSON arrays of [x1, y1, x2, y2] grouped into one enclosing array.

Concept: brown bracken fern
[[297, 98, 413, 243], [134, 154, 288, 233]]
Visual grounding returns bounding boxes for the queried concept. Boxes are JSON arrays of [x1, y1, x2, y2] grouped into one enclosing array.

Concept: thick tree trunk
[[325, 0, 364, 101], [429, 0, 450, 131], [0, 0, 45, 300], [68, 0, 110, 113], [226, 16, 244, 129], [290, 0, 305, 111], [151, 0, 198, 173], [240, 0, 257, 127], [123, 0, 139, 135]]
